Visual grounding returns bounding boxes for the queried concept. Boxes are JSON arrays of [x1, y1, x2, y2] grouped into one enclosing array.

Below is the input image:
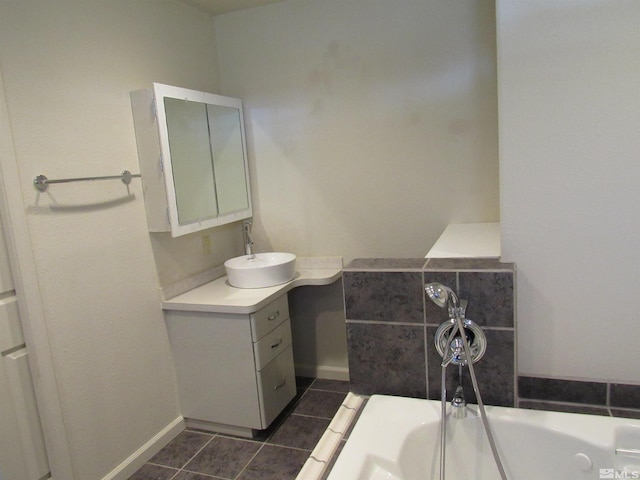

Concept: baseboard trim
[[101, 416, 185, 480], [295, 364, 349, 381]]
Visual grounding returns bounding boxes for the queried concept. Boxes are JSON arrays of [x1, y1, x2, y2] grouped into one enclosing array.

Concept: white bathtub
[[327, 395, 640, 480]]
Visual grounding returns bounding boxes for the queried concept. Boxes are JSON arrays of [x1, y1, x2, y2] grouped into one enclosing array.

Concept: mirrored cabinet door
[[164, 97, 219, 225], [131, 83, 252, 237], [207, 104, 250, 216]]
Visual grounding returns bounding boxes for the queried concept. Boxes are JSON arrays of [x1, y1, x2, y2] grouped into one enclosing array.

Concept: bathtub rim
[[326, 394, 640, 480]]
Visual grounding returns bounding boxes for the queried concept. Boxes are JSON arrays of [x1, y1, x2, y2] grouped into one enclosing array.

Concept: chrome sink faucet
[[242, 219, 255, 257]]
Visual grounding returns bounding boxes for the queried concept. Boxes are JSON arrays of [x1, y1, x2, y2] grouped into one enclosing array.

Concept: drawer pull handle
[[270, 338, 283, 349], [267, 311, 280, 321], [274, 379, 287, 390]]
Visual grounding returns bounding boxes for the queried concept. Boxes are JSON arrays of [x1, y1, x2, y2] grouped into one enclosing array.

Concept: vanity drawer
[[253, 319, 292, 371], [250, 294, 289, 341], [257, 345, 296, 428]]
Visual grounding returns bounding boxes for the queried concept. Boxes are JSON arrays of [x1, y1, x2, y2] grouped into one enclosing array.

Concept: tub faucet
[[242, 219, 254, 257], [451, 385, 467, 419]]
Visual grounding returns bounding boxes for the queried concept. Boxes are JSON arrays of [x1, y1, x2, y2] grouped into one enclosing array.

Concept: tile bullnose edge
[[344, 258, 427, 271], [296, 393, 365, 480]]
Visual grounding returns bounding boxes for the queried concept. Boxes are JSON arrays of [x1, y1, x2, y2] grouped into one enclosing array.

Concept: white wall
[[213, 0, 499, 381], [497, 1, 640, 384], [214, 0, 500, 262], [0, 1, 236, 478]]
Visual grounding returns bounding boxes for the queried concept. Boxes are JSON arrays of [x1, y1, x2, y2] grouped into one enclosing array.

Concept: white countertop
[[162, 257, 342, 314], [426, 222, 500, 259]]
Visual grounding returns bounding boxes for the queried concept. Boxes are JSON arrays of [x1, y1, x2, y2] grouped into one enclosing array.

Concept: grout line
[[425, 324, 515, 331], [145, 462, 180, 468], [288, 412, 338, 420], [145, 464, 180, 480], [422, 270, 430, 400], [345, 319, 426, 326], [216, 433, 270, 445], [519, 397, 614, 414], [170, 433, 217, 477], [179, 468, 225, 479], [519, 397, 611, 408], [262, 443, 315, 453], [609, 406, 640, 414], [424, 315, 430, 400], [308, 387, 351, 394], [234, 443, 264, 480]]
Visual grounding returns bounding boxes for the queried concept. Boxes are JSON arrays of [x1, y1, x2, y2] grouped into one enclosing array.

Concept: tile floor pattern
[[128, 378, 350, 480]]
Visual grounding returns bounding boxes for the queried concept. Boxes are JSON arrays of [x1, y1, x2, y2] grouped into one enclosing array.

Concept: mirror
[[131, 83, 252, 237], [206, 104, 250, 215], [163, 97, 219, 225]]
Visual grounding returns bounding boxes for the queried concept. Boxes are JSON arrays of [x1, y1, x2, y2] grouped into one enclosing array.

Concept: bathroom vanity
[[162, 258, 342, 437], [164, 294, 295, 436]]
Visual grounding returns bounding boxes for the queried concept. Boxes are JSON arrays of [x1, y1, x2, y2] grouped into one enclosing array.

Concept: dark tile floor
[[128, 377, 350, 480]]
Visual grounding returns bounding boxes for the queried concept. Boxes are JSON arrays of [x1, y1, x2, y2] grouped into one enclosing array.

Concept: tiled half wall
[[343, 258, 517, 407], [343, 258, 640, 419]]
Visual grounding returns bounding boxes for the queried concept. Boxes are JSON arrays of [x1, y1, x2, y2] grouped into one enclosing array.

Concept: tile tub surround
[[128, 378, 350, 480], [343, 258, 516, 406], [343, 258, 640, 419]]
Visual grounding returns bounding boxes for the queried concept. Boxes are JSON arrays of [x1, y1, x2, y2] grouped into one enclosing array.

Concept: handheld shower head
[[425, 282, 460, 310]]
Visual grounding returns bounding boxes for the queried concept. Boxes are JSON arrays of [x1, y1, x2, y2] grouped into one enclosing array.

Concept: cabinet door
[[165, 310, 262, 429], [0, 349, 49, 480]]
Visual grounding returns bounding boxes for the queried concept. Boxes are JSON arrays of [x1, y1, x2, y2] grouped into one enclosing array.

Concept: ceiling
[[177, 0, 287, 16]]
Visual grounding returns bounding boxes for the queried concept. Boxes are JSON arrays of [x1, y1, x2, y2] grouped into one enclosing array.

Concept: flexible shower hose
[[439, 317, 509, 480]]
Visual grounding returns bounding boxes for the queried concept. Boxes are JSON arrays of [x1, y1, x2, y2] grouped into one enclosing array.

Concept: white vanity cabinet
[[164, 294, 296, 436]]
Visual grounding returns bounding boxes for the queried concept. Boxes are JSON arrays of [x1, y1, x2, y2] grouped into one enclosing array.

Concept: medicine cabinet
[[131, 83, 252, 237]]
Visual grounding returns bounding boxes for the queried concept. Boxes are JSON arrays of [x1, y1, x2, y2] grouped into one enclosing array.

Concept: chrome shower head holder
[[434, 317, 486, 366], [425, 282, 487, 366]]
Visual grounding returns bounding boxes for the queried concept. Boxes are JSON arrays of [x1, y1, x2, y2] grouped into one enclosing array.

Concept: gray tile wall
[[342, 257, 640, 418], [518, 376, 640, 419], [343, 258, 516, 407]]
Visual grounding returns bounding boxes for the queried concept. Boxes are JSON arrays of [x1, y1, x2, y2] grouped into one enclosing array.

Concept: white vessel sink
[[224, 252, 296, 289]]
